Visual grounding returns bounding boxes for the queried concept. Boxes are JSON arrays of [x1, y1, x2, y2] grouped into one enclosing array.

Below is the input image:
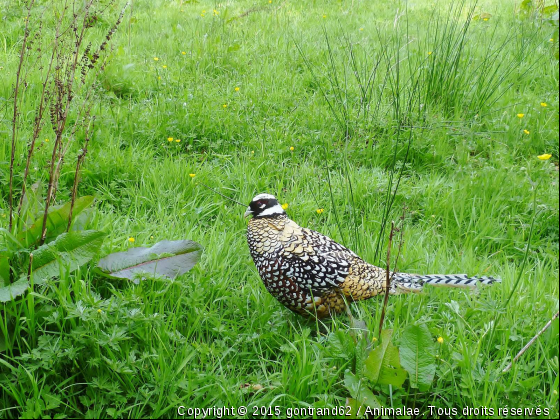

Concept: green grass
[[0, 0, 559, 418]]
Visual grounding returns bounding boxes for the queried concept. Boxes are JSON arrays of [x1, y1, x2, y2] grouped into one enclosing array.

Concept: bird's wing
[[274, 219, 358, 294]]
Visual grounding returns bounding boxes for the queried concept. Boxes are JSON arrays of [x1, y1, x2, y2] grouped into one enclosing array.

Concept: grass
[[0, 0, 559, 418]]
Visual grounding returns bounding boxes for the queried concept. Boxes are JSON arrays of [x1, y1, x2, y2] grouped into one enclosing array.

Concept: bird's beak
[[244, 207, 253, 218]]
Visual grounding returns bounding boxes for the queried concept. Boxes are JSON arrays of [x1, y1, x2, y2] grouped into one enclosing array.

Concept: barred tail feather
[[391, 272, 500, 293]]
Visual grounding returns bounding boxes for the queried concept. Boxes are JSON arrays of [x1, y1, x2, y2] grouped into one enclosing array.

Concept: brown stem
[[391, 206, 407, 276], [17, 15, 63, 218], [62, 52, 107, 158], [9, 0, 36, 234], [40, 1, 94, 245], [502, 311, 559, 374], [378, 221, 396, 338], [377, 208, 407, 338], [27, 253, 34, 283], [67, 118, 94, 231]]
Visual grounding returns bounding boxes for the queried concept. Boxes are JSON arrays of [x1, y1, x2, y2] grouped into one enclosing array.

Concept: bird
[[244, 193, 499, 319]]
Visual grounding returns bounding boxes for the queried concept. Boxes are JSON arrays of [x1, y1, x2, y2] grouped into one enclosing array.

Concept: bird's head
[[244, 193, 286, 218]]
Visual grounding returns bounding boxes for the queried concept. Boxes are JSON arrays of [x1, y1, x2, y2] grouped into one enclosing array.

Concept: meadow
[[0, 0, 559, 418]]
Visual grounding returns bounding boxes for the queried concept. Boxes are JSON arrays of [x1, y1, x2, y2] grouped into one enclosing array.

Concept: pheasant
[[245, 193, 499, 319]]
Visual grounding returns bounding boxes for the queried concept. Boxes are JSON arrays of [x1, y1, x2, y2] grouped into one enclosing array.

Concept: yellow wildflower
[[128, 237, 135, 243], [150, 236, 154, 239], [189, 173, 196, 178], [517, 113, 525, 118], [282, 203, 289, 210], [316, 208, 324, 214], [541, 102, 547, 107], [154, 57, 159, 61], [97, 309, 102, 313], [158, 76, 161, 80], [322, 14, 327, 18], [175, 139, 181, 143], [550, 38, 554, 42], [213, 9, 219, 15], [290, 146, 294, 151], [182, 51, 186, 55], [162, 65, 167, 69], [45, 139, 49, 142], [537, 154, 552, 160], [483, 18, 489, 21], [168, 137, 174, 142], [524, 129, 530, 135], [235, 87, 240, 91], [372, 337, 377, 342], [223, 104, 228, 108], [437, 336, 444, 344], [428, 51, 433, 55]]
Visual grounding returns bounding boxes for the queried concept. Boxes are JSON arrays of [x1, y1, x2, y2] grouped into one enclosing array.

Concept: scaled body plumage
[[245, 194, 499, 318]]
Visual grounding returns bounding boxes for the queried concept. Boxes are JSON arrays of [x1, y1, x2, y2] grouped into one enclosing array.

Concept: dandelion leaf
[[18, 196, 95, 248], [28, 230, 106, 284], [399, 323, 437, 390], [0, 278, 30, 303], [95, 240, 202, 283], [364, 329, 407, 387], [343, 370, 382, 412]]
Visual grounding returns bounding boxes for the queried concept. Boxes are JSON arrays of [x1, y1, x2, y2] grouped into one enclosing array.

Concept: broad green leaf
[[29, 230, 106, 284], [69, 208, 94, 232], [399, 323, 437, 390], [328, 330, 355, 359], [96, 240, 202, 283], [364, 329, 407, 387], [343, 370, 382, 412], [19, 181, 44, 228], [18, 196, 95, 248], [0, 278, 29, 303]]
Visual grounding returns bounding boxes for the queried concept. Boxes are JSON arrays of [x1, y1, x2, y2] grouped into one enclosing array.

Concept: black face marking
[[247, 197, 281, 218]]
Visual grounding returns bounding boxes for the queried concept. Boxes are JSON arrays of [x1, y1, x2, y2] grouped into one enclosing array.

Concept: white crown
[[252, 193, 277, 201]]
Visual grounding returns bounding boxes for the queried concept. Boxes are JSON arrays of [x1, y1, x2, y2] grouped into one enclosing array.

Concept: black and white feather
[[245, 193, 501, 318]]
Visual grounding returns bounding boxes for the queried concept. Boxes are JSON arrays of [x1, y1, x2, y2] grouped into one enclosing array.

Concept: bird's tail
[[391, 272, 500, 293]]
